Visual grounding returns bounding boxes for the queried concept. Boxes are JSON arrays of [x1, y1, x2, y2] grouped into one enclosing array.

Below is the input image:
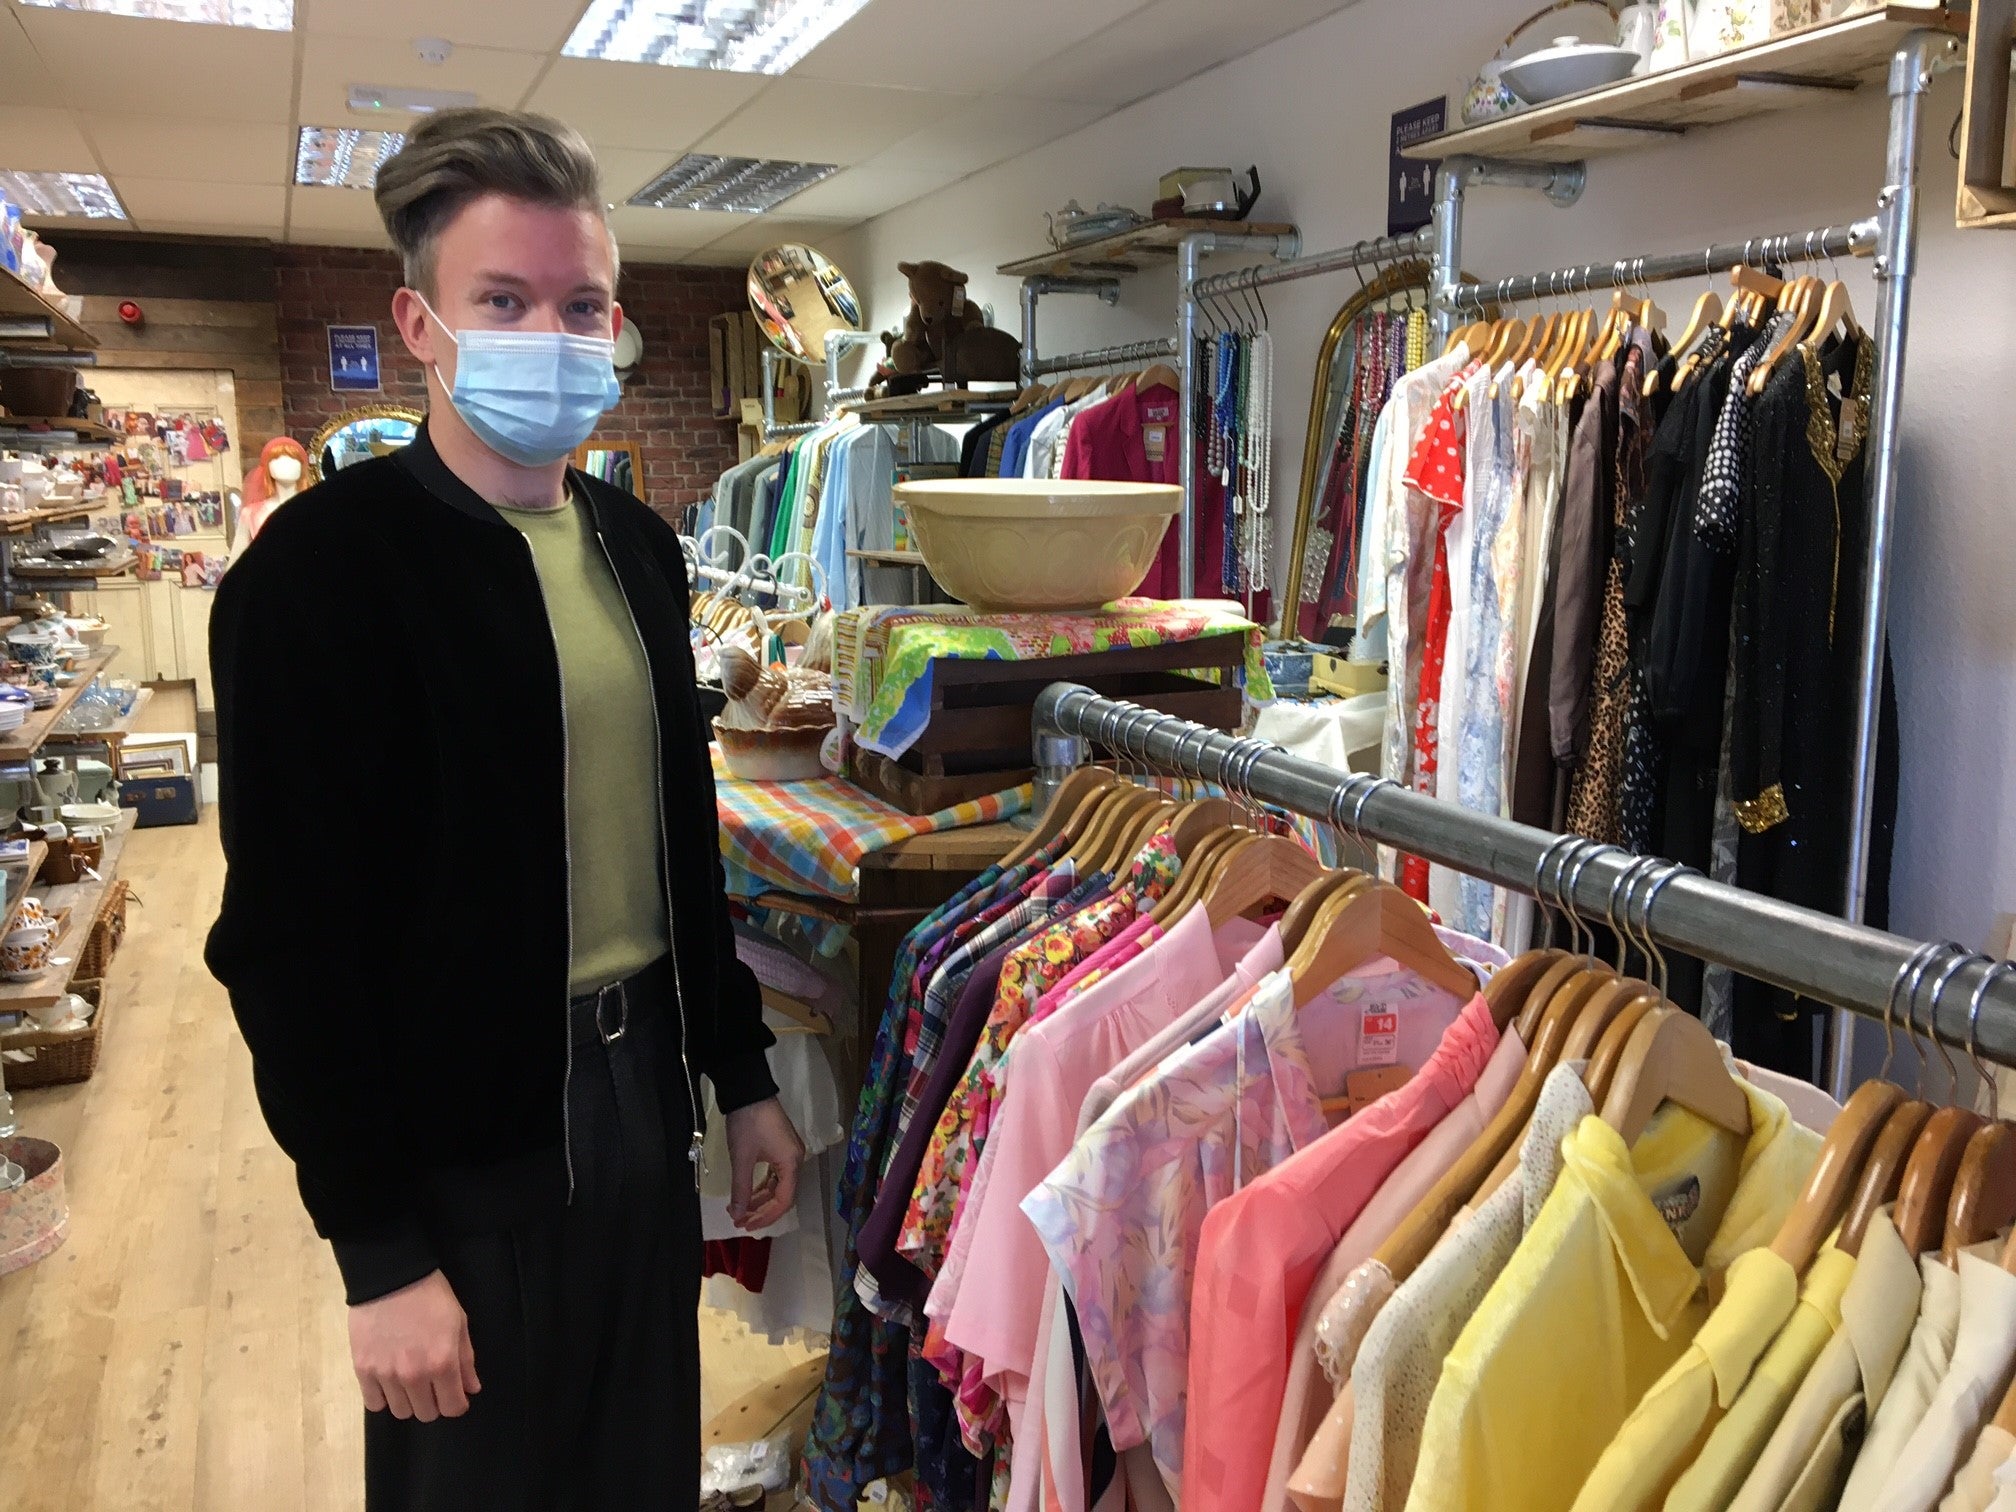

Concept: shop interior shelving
[[0, 808, 136, 1014], [0, 650, 119, 763], [1406, 5, 1966, 163], [0, 264, 96, 352], [0, 418, 119, 446], [997, 219, 1299, 280]]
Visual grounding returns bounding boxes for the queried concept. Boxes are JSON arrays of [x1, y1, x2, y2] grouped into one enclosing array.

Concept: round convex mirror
[[748, 244, 863, 365]]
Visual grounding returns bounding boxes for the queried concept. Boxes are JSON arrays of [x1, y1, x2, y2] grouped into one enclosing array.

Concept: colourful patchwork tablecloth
[[713, 747, 1029, 903], [833, 598, 1275, 761]]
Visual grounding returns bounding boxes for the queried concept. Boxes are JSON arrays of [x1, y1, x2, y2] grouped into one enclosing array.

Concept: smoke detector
[[413, 36, 452, 66]]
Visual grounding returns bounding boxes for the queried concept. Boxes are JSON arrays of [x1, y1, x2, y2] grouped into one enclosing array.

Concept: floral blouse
[[1021, 968, 1328, 1502], [894, 831, 1181, 1280]]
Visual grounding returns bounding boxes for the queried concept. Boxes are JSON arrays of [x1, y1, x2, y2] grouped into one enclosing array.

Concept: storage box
[[119, 775, 198, 827], [1311, 652, 1388, 698]]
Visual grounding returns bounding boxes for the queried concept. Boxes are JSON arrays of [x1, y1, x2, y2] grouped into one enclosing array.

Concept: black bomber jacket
[[206, 422, 776, 1302]]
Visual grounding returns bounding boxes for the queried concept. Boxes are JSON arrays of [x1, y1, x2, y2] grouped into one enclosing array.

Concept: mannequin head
[[268, 451, 303, 487]]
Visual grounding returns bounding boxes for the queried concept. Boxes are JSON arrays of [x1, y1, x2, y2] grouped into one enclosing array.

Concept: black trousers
[[365, 962, 702, 1512]]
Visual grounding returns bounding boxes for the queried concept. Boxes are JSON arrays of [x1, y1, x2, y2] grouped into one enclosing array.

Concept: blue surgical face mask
[[417, 294, 621, 467]]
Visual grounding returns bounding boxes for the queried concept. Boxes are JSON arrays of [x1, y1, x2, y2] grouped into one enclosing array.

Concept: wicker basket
[[73, 881, 130, 983], [0, 978, 105, 1089]]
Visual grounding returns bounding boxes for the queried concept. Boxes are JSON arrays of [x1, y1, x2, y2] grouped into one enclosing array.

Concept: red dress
[[1398, 375, 1469, 901]]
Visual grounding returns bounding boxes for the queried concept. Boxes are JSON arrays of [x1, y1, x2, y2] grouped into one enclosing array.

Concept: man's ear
[[391, 286, 440, 366]]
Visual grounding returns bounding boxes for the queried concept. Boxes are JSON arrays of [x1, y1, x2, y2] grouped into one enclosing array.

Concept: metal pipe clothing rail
[[1030, 336, 1179, 378], [1448, 218, 1879, 312], [1033, 684, 2016, 1070], [1188, 226, 1436, 300]]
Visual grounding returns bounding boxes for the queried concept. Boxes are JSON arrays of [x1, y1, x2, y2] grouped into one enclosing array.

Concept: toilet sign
[[1389, 98, 1445, 236], [328, 324, 381, 392]]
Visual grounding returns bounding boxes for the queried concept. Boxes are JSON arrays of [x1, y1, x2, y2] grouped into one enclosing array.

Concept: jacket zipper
[[596, 529, 705, 1177], [521, 536, 579, 1204]]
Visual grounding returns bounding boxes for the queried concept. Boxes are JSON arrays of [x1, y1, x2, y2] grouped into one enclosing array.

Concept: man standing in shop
[[206, 108, 804, 1510]]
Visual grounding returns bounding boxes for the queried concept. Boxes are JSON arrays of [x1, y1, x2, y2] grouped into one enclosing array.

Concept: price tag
[[1361, 1009, 1399, 1067]]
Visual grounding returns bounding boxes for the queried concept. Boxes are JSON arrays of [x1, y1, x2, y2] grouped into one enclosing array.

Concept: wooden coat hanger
[[1148, 825, 1240, 926], [1650, 289, 1722, 397], [1944, 1120, 2016, 1266], [1168, 797, 1242, 860], [1766, 1078, 1907, 1271], [1287, 880, 1478, 1009], [1747, 276, 1821, 395], [1838, 1099, 1934, 1257], [1057, 783, 1142, 873], [1583, 995, 1661, 1108], [1001, 766, 1113, 868], [1138, 361, 1182, 393], [1278, 869, 1368, 957], [1895, 951, 1986, 1259], [1479, 948, 1567, 1037], [1200, 834, 1329, 932], [1599, 1007, 1751, 1147], [1109, 798, 1176, 876], [759, 983, 833, 1036], [1087, 787, 1167, 876]]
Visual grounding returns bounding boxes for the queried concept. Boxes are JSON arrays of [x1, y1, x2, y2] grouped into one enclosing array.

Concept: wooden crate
[[851, 749, 1033, 816], [898, 635, 1247, 777]]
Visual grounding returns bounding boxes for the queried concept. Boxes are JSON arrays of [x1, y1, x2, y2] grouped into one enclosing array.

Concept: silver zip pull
[[689, 1132, 705, 1166]]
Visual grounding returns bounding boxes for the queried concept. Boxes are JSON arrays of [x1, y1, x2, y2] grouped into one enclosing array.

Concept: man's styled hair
[[373, 107, 615, 296]]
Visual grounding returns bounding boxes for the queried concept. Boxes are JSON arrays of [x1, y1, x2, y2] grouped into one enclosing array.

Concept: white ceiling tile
[[1009, 0, 1356, 106], [302, 0, 586, 53], [116, 178, 289, 232], [695, 80, 964, 166], [0, 107, 97, 173], [524, 59, 764, 152], [607, 205, 753, 252], [298, 33, 547, 123], [287, 185, 391, 239], [0, 9, 69, 110], [778, 164, 955, 220], [690, 215, 857, 261], [90, 116, 293, 186], [13, 7, 295, 123], [861, 96, 1107, 177], [591, 148, 686, 206], [792, 0, 1154, 94]]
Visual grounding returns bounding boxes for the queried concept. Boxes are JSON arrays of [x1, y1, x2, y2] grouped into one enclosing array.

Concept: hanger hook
[[1901, 942, 1963, 1089], [1634, 862, 1695, 1005], [1550, 838, 1599, 954], [1967, 960, 2016, 1120], [1618, 857, 1667, 989], [1346, 775, 1390, 856], [1920, 949, 1974, 1105], [1605, 856, 1661, 975], [1531, 834, 1581, 948], [1882, 938, 1947, 1083], [1557, 840, 1613, 957]]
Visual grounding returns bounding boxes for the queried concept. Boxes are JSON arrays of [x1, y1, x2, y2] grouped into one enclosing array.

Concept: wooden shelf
[[11, 551, 138, 583], [997, 219, 1299, 280], [1405, 6, 1967, 164], [0, 265, 97, 351], [0, 503, 102, 537], [0, 809, 134, 1013], [0, 417, 120, 446], [47, 685, 151, 753], [0, 649, 117, 761], [848, 548, 927, 567], [0, 842, 50, 940], [841, 390, 1014, 420]]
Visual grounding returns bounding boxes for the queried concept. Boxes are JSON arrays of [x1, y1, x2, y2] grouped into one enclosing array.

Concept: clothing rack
[[1033, 684, 2016, 1072], [1029, 335, 1178, 379], [1187, 225, 1436, 301], [1386, 27, 1953, 1098], [1445, 219, 1880, 312]]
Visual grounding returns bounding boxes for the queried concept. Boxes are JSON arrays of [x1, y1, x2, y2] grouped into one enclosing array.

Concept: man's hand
[[726, 1097, 805, 1231], [349, 1269, 481, 1422]]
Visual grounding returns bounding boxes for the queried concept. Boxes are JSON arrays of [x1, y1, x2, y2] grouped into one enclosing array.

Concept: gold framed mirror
[[1278, 259, 1432, 640], [308, 404, 424, 482]]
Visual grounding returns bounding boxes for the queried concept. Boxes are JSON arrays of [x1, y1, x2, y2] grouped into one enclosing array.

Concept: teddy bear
[[889, 260, 1022, 385]]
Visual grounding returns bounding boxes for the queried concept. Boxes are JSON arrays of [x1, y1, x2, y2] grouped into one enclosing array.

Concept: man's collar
[[393, 417, 596, 530]]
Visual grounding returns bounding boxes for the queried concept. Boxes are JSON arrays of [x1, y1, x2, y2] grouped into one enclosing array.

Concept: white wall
[[823, 0, 2016, 1014]]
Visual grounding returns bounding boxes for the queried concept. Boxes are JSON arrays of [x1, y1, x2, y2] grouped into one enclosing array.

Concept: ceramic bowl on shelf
[[60, 803, 120, 826], [893, 480, 1181, 614], [1501, 36, 1644, 103], [714, 721, 829, 783]]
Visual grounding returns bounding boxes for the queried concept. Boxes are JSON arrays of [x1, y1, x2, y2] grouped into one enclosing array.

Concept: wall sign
[[1389, 98, 1446, 237], [327, 324, 381, 392]]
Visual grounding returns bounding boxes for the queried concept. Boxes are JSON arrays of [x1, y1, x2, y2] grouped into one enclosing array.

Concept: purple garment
[[856, 941, 1015, 1308]]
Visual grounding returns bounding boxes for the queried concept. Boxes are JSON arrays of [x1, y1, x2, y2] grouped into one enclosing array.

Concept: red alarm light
[[117, 301, 143, 326]]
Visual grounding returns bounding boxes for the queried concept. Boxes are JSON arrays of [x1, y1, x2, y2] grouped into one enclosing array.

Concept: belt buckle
[[595, 981, 629, 1044]]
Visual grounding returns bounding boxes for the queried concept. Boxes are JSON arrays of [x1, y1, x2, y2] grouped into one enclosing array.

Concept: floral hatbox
[[1690, 0, 1768, 56], [1651, 0, 1694, 68], [1772, 0, 1826, 32], [0, 1137, 67, 1275]]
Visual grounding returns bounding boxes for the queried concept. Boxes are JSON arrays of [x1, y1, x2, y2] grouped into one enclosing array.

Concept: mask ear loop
[[1967, 960, 2015, 1120]]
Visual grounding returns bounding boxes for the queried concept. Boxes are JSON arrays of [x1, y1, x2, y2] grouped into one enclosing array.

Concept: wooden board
[[0, 841, 49, 939], [1957, 0, 2016, 228], [0, 418, 120, 445], [1406, 7, 1968, 164], [851, 749, 1034, 816], [864, 820, 1025, 874], [11, 552, 138, 583], [0, 648, 117, 760], [998, 220, 1299, 280], [847, 548, 928, 566], [702, 1354, 829, 1449], [841, 390, 1014, 419], [1, 503, 100, 536], [0, 263, 97, 350]]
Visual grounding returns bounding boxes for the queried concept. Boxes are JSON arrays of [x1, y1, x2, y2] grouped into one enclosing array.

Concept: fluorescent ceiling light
[[296, 128, 407, 190], [19, 0, 293, 28], [0, 171, 127, 219], [564, 0, 872, 75], [347, 84, 479, 116], [628, 154, 838, 214]]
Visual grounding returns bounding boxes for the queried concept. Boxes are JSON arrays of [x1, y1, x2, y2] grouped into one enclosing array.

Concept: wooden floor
[[0, 796, 813, 1510]]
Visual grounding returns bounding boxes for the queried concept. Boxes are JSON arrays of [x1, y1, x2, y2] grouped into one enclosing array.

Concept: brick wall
[[273, 246, 745, 517]]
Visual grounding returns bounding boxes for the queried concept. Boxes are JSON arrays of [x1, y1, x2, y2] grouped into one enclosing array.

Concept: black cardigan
[[206, 423, 775, 1300]]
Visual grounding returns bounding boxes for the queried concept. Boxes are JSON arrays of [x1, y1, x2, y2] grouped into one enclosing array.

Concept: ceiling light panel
[[0, 170, 127, 218], [628, 153, 838, 213], [295, 127, 407, 189], [20, 0, 293, 28], [565, 0, 873, 75]]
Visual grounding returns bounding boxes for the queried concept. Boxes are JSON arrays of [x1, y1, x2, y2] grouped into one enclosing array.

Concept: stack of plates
[[0, 686, 32, 734]]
